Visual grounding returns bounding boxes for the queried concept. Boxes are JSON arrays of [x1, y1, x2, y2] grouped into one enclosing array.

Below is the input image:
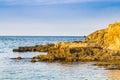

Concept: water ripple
[[0, 36, 113, 80]]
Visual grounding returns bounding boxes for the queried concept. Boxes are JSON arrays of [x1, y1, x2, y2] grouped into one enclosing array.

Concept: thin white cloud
[[0, 0, 119, 5]]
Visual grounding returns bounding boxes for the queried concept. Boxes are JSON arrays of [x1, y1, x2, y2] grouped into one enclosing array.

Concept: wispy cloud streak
[[0, 0, 119, 5]]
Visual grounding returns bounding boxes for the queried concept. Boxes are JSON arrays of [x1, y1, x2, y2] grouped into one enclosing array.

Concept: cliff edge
[[88, 22, 120, 50]]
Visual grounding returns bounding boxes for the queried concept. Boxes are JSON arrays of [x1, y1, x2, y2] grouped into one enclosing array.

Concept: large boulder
[[88, 22, 120, 50]]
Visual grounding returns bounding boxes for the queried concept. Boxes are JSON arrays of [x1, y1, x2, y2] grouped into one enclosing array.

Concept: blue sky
[[0, 0, 120, 36]]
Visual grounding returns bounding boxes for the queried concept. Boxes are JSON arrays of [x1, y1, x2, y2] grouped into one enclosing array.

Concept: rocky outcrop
[[13, 44, 55, 52], [88, 22, 120, 50], [12, 22, 120, 63], [31, 22, 120, 63], [33, 42, 120, 62]]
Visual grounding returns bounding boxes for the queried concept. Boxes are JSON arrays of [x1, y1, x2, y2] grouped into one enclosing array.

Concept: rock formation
[[88, 22, 120, 50], [13, 44, 55, 52], [13, 22, 120, 68], [32, 22, 120, 62]]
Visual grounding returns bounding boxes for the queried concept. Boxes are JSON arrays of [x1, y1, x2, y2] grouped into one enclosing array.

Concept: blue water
[[0, 36, 118, 80]]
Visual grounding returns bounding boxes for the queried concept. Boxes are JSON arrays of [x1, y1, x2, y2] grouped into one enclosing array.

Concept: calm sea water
[[0, 36, 119, 80]]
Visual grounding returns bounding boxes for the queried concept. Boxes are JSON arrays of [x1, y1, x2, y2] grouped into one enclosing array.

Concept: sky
[[0, 0, 120, 36]]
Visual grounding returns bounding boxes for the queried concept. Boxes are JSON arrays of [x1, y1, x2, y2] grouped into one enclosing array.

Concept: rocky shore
[[13, 44, 55, 52], [13, 22, 120, 69]]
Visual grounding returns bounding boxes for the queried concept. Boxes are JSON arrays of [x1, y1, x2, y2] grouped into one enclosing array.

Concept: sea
[[0, 36, 119, 80]]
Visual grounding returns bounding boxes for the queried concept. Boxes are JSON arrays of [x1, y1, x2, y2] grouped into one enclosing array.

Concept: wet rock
[[13, 49, 19, 52], [13, 44, 55, 52], [94, 61, 120, 70], [30, 59, 37, 63], [16, 56, 22, 60]]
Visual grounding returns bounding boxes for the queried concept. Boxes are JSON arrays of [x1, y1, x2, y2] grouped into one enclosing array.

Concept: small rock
[[30, 59, 36, 63], [16, 56, 22, 60]]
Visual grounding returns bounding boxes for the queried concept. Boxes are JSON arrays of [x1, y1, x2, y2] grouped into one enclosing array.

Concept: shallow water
[[0, 36, 119, 80]]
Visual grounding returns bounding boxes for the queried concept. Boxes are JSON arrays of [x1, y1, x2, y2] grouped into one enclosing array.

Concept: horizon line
[[0, 35, 85, 37]]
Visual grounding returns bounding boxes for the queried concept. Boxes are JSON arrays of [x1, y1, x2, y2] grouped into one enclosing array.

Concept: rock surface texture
[[13, 44, 55, 52], [88, 22, 120, 50]]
